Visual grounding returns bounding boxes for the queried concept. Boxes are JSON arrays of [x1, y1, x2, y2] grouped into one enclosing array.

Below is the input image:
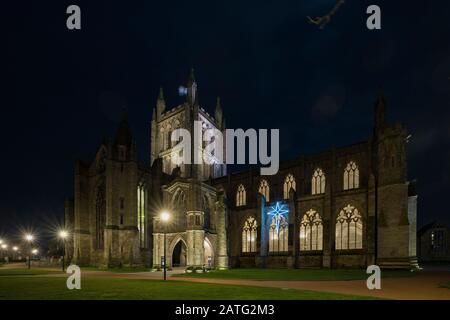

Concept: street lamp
[[24, 233, 34, 269], [12, 246, 18, 261], [160, 211, 171, 281], [58, 230, 69, 272], [1, 244, 7, 262]]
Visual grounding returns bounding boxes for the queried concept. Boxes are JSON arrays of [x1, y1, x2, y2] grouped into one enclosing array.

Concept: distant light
[[1, 244, 7, 249], [160, 211, 170, 222], [32, 249, 38, 255], [0, 239, 3, 245], [12, 246, 18, 251], [58, 230, 69, 239], [25, 234, 34, 242], [178, 86, 187, 96]]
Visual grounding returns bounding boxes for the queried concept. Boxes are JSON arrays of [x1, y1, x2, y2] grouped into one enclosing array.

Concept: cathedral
[[65, 70, 419, 270]]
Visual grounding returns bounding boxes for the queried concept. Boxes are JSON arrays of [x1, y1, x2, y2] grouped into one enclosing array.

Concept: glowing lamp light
[[58, 230, 69, 239], [1, 244, 7, 249], [160, 211, 170, 222], [32, 249, 38, 255], [0, 239, 3, 245], [12, 246, 18, 251], [25, 234, 34, 242]]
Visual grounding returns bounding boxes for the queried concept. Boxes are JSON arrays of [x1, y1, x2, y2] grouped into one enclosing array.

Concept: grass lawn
[[174, 268, 415, 281], [0, 276, 376, 300], [0, 268, 64, 276], [81, 266, 152, 273]]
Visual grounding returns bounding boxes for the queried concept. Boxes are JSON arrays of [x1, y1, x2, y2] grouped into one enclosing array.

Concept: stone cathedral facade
[[65, 71, 419, 270]]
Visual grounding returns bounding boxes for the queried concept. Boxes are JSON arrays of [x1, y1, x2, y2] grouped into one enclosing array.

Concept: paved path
[[172, 272, 450, 300], [67, 269, 450, 300], [4, 264, 450, 300]]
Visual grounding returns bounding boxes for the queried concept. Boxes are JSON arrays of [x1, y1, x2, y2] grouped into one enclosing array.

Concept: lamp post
[[24, 234, 34, 269], [12, 246, 18, 261], [31, 249, 38, 261], [58, 230, 69, 272], [1, 244, 7, 262], [160, 211, 170, 281]]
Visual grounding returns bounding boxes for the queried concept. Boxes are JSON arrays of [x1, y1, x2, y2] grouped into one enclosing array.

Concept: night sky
[[2, 0, 450, 241]]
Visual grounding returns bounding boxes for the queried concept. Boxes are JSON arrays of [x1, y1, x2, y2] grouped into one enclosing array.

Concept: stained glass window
[[300, 209, 323, 251], [335, 204, 363, 250]]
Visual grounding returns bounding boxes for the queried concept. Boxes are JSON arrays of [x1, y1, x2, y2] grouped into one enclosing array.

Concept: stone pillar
[[258, 194, 267, 268], [322, 146, 336, 268], [152, 233, 164, 268], [186, 228, 205, 267], [288, 189, 298, 268], [215, 195, 229, 269], [104, 226, 120, 267]]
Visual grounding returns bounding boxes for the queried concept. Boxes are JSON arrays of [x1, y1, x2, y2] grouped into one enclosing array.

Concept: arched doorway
[[172, 240, 187, 267], [204, 238, 214, 268]]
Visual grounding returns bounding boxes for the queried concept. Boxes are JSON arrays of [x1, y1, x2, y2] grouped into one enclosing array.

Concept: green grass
[[0, 268, 63, 276], [81, 266, 152, 273], [174, 268, 415, 281], [0, 276, 376, 300]]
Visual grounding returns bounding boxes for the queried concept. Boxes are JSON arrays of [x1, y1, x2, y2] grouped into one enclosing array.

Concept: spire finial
[[216, 96, 221, 108], [187, 68, 196, 86], [215, 96, 223, 128], [156, 87, 166, 116], [120, 106, 129, 122]]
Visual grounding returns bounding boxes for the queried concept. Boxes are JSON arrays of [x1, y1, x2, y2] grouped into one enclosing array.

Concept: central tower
[[150, 69, 226, 181]]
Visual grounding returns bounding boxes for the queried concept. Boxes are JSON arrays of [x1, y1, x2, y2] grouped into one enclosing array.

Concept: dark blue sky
[[2, 0, 450, 239]]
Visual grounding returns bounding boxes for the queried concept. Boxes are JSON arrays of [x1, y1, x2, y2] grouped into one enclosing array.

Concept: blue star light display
[[267, 202, 289, 233]]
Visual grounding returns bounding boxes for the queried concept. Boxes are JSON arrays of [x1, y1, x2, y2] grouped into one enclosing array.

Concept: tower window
[[236, 184, 246, 207]]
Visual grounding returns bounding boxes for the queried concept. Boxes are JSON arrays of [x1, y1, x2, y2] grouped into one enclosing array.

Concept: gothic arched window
[[137, 183, 147, 248], [236, 184, 246, 207], [269, 215, 288, 252], [173, 188, 186, 228], [283, 174, 296, 199], [258, 179, 270, 202], [311, 168, 326, 195], [166, 124, 172, 149], [160, 127, 165, 151], [242, 217, 258, 253], [300, 209, 323, 251], [343, 161, 359, 190], [335, 204, 363, 250]]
